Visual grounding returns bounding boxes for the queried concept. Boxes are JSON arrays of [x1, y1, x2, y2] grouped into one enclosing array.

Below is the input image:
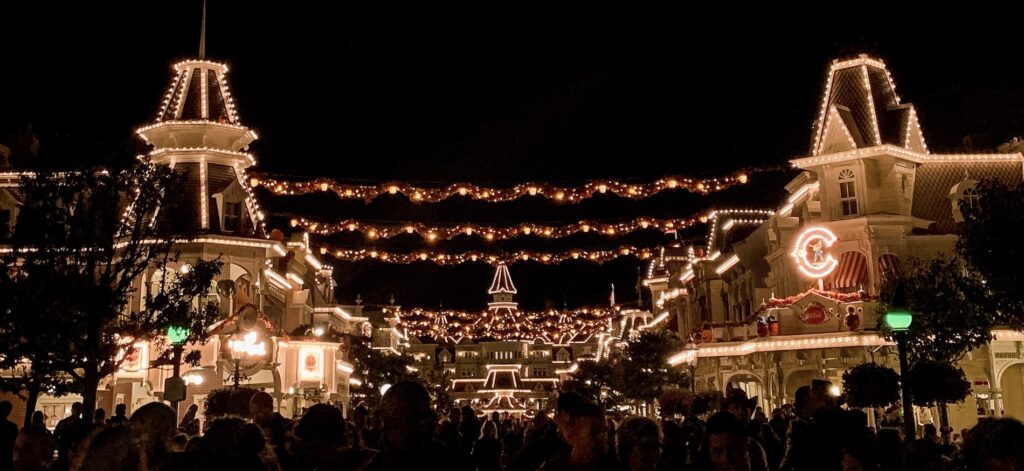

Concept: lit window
[[838, 169, 858, 216]]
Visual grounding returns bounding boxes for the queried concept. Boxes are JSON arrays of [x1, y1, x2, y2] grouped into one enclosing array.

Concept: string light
[[395, 307, 615, 341], [250, 169, 774, 204], [320, 245, 655, 265], [287, 215, 706, 240]]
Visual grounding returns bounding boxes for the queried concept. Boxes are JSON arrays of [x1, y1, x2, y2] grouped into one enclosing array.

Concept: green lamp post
[[165, 325, 190, 412], [884, 299, 915, 441]]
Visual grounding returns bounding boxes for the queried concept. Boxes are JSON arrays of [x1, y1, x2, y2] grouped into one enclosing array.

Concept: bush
[[842, 363, 901, 408], [658, 388, 694, 417], [204, 387, 261, 420], [907, 360, 971, 407]]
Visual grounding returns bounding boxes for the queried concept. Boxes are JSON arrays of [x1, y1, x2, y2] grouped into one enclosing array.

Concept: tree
[[880, 257, 992, 430], [143, 257, 223, 370], [958, 180, 1024, 322], [617, 330, 687, 415], [0, 162, 204, 415], [880, 256, 994, 365], [906, 360, 971, 410], [346, 334, 416, 406], [561, 358, 622, 410], [842, 363, 901, 409]]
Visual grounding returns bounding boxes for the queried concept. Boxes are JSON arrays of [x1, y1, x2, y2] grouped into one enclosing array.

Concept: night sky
[[3, 2, 1024, 310]]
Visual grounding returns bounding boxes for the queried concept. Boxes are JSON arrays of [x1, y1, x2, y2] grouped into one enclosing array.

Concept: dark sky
[[3, 2, 1024, 309]]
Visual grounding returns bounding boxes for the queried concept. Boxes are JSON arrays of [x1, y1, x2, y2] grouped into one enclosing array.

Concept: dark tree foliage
[[0, 162, 216, 416], [561, 358, 621, 410], [842, 363, 901, 408], [617, 330, 687, 407], [880, 256, 993, 364], [658, 388, 693, 418], [958, 180, 1024, 323], [906, 360, 972, 407], [204, 386, 262, 420], [345, 334, 416, 406]]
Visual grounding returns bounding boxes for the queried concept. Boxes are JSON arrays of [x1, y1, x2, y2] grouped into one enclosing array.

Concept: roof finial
[[198, 0, 207, 59]]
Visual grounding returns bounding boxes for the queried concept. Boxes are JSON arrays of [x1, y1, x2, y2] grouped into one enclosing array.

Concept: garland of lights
[[250, 170, 760, 204], [394, 307, 614, 341], [289, 214, 706, 240], [318, 245, 654, 265]]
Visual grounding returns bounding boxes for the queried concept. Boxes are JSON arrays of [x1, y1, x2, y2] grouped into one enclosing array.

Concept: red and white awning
[[830, 251, 867, 289]]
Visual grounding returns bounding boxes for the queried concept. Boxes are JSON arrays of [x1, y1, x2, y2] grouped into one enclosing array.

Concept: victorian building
[[406, 264, 608, 415], [0, 53, 391, 427], [646, 55, 1024, 432]]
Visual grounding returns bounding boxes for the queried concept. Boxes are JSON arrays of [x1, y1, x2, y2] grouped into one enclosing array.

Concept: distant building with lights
[[406, 264, 610, 414], [645, 54, 1024, 432]]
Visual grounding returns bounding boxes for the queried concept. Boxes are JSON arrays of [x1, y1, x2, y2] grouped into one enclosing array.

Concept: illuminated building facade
[[0, 54, 387, 427], [647, 55, 1024, 432], [407, 264, 607, 414]]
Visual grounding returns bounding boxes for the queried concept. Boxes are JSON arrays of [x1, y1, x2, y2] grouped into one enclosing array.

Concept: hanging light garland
[[395, 307, 615, 341], [250, 170, 757, 204], [318, 245, 654, 265], [288, 214, 704, 240]]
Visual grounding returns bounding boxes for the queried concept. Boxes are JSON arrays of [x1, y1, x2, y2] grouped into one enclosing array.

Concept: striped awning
[[830, 251, 867, 289], [877, 253, 901, 280]]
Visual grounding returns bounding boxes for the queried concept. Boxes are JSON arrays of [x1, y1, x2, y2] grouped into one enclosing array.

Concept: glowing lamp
[[883, 311, 913, 332], [167, 326, 190, 345]]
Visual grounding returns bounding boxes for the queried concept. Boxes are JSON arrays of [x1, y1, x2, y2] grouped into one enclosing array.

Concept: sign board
[[164, 376, 186, 403], [800, 303, 829, 325]]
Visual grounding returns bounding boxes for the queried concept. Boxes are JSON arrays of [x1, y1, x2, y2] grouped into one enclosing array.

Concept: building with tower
[[406, 263, 608, 414], [646, 54, 1024, 432], [0, 44, 393, 427]]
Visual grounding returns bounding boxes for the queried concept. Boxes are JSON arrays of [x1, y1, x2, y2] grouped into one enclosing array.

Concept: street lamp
[[684, 342, 699, 393], [884, 307, 914, 441], [228, 331, 266, 389]]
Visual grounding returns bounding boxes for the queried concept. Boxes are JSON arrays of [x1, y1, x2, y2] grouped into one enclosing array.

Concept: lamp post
[[165, 326, 190, 412], [228, 331, 266, 389], [684, 342, 699, 393], [884, 309, 914, 441]]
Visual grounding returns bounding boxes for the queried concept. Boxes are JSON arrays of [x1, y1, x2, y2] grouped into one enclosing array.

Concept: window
[[533, 368, 548, 378], [460, 368, 475, 378], [962, 187, 979, 210], [223, 201, 242, 232], [838, 169, 858, 216]]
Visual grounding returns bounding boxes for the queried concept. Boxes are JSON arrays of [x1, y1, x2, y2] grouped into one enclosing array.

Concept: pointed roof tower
[[488, 263, 518, 296], [136, 4, 264, 238], [810, 54, 928, 156], [477, 263, 533, 340]]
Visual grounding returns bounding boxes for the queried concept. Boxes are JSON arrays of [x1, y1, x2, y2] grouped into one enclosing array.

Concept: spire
[[199, 0, 207, 59], [135, 12, 264, 238], [488, 263, 517, 295], [810, 54, 928, 156]]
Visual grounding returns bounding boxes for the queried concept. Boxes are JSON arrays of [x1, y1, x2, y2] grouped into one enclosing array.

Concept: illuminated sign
[[791, 227, 839, 279], [299, 347, 324, 381], [119, 342, 149, 373]]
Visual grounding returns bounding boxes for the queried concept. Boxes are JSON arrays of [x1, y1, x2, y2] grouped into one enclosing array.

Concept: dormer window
[[838, 169, 858, 216], [211, 178, 250, 234]]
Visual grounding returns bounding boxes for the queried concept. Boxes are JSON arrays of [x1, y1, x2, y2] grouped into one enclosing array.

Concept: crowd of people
[[1, 378, 1023, 471]]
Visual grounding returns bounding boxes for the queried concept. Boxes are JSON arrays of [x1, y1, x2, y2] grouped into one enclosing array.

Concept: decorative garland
[[318, 245, 654, 265], [250, 171, 756, 204], [395, 307, 614, 341], [289, 214, 705, 240]]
